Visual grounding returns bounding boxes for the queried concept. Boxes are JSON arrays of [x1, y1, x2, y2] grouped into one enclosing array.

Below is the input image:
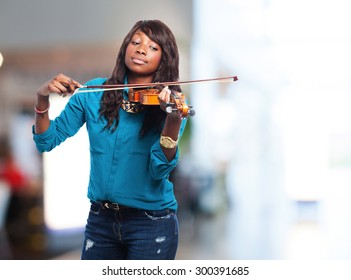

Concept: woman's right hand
[[37, 73, 82, 97]]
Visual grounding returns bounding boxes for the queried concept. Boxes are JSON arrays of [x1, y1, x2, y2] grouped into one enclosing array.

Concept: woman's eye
[[132, 41, 140, 45], [150, 46, 158, 51]]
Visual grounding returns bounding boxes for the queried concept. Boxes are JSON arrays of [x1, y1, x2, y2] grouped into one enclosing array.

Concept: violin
[[76, 76, 238, 118], [128, 88, 195, 118]]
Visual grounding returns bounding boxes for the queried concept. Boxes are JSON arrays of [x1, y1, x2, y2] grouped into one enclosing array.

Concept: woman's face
[[125, 30, 162, 81]]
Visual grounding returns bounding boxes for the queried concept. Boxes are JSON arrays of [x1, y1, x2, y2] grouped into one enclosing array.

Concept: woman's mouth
[[131, 58, 147, 65]]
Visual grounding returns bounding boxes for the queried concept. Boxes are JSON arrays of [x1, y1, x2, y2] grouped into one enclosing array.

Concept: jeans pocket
[[144, 209, 175, 221], [89, 202, 102, 215]]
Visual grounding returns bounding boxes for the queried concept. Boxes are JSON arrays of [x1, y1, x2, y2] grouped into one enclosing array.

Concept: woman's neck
[[127, 73, 154, 85]]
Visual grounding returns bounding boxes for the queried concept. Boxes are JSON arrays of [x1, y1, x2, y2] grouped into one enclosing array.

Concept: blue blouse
[[32, 77, 187, 210]]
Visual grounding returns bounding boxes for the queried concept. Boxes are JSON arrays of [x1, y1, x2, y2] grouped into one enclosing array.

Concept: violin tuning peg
[[188, 109, 196, 117], [166, 106, 173, 114]]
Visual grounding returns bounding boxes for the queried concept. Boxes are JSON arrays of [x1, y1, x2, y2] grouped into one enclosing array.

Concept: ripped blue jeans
[[81, 201, 179, 260]]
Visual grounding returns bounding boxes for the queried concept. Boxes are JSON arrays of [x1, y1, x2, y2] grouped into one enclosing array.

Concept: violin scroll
[[166, 93, 195, 119]]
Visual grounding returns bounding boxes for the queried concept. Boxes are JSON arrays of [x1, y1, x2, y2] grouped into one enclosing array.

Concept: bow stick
[[75, 76, 238, 93]]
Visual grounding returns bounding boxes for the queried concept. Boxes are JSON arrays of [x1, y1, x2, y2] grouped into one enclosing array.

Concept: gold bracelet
[[160, 135, 178, 149]]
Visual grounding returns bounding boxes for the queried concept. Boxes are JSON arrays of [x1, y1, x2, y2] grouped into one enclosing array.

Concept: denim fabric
[[81, 202, 179, 260]]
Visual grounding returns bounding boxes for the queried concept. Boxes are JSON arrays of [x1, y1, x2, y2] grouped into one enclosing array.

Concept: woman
[[32, 20, 188, 260]]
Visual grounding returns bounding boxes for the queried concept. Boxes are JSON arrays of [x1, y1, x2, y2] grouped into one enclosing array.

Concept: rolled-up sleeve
[[32, 121, 62, 152], [32, 93, 86, 153], [148, 118, 187, 180], [149, 142, 179, 180]]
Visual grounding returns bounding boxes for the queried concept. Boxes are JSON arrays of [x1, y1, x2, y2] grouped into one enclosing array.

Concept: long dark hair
[[99, 20, 181, 137]]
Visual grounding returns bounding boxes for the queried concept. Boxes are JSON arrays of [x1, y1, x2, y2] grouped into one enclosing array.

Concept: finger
[[54, 79, 69, 91], [66, 78, 83, 92], [48, 82, 66, 94], [159, 86, 171, 103], [55, 74, 81, 92], [72, 79, 83, 88], [65, 79, 77, 93], [52, 80, 69, 96]]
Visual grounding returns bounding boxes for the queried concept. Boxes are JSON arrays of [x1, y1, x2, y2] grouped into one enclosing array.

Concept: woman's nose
[[136, 45, 147, 55]]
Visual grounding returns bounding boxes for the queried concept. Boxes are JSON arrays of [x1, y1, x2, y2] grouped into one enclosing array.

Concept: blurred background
[[1, 0, 351, 260]]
